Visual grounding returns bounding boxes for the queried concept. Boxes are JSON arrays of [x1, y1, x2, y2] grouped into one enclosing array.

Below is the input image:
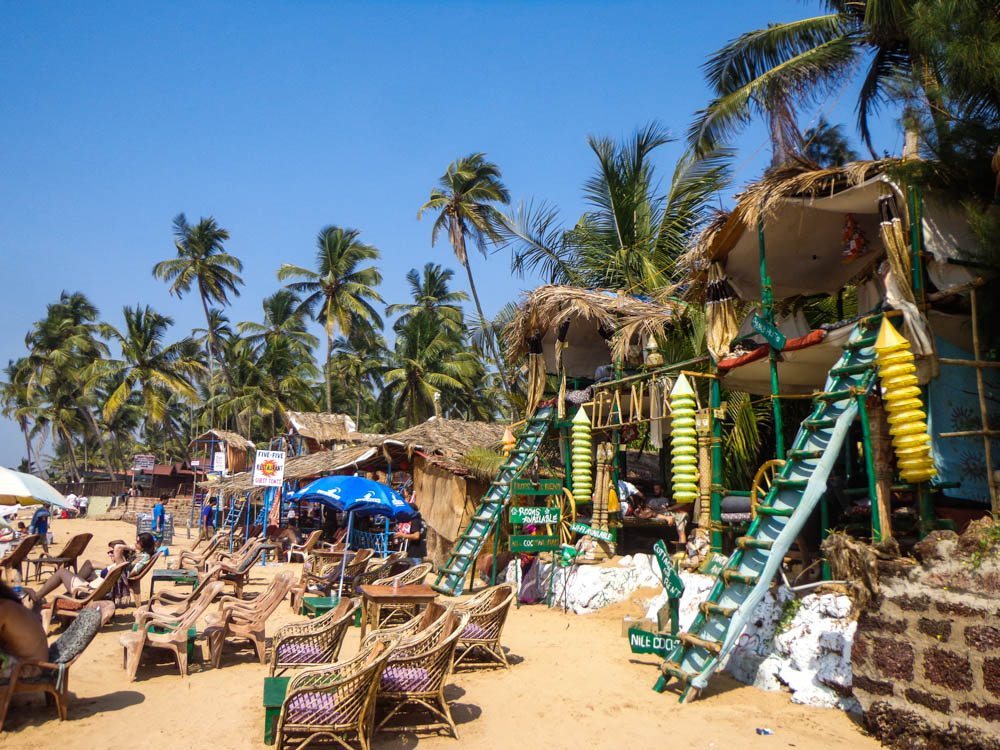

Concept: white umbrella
[[0, 467, 72, 509]]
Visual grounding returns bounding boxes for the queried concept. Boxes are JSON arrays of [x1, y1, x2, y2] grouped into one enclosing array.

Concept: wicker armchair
[[453, 583, 516, 670], [27, 532, 92, 581], [0, 605, 103, 729], [361, 600, 449, 647], [350, 551, 406, 593], [371, 610, 470, 739], [290, 548, 374, 612], [119, 581, 226, 681], [275, 637, 398, 750], [270, 597, 360, 676], [204, 572, 296, 668]]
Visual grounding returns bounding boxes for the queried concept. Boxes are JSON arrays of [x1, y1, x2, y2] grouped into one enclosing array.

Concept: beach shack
[[278, 411, 374, 456], [189, 429, 255, 477]]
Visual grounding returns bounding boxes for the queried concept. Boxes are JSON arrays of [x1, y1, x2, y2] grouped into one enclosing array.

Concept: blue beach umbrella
[[290, 475, 414, 593]]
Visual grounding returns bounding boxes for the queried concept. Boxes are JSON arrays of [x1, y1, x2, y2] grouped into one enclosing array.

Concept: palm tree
[[686, 0, 941, 161], [152, 214, 243, 401], [1, 358, 37, 471], [418, 154, 511, 387], [238, 290, 318, 358], [803, 116, 860, 166], [385, 263, 468, 336], [380, 315, 481, 426], [98, 306, 205, 435], [278, 226, 384, 413], [330, 332, 387, 429], [498, 124, 730, 294]]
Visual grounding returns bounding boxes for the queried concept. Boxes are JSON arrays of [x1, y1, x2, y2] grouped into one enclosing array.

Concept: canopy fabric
[[0, 467, 71, 508], [290, 475, 414, 520]]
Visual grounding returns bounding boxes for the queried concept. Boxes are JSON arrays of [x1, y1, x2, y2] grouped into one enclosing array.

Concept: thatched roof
[[284, 411, 369, 444], [382, 418, 505, 460], [201, 444, 378, 496], [504, 286, 685, 371], [189, 429, 255, 450]]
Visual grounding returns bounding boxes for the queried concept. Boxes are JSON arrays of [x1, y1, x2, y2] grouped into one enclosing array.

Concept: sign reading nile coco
[[252, 450, 286, 487], [628, 628, 680, 658]]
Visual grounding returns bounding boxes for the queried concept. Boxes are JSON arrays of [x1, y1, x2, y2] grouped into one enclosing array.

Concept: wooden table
[[358, 584, 437, 637]]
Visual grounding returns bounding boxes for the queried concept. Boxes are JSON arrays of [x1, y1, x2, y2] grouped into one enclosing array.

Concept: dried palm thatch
[[284, 411, 367, 444], [382, 418, 505, 460], [504, 285, 685, 362], [189, 429, 255, 450], [202, 444, 379, 497]]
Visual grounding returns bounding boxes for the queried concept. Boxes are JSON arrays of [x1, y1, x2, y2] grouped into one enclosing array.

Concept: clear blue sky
[[0, 1, 902, 467]]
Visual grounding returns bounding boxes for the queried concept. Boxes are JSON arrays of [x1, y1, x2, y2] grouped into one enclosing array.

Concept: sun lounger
[[42, 562, 129, 632], [27, 533, 92, 581]]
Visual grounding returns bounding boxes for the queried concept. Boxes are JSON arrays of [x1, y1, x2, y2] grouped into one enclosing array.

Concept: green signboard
[[509, 506, 561, 525], [570, 522, 616, 543], [700, 552, 729, 577], [652, 540, 685, 599], [512, 477, 563, 496], [751, 314, 787, 351], [509, 534, 560, 553], [628, 627, 680, 658]]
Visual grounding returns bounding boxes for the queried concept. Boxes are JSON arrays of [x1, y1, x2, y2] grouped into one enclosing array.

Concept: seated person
[[616, 480, 643, 517], [0, 582, 47, 680], [26, 533, 157, 607], [644, 482, 690, 544]]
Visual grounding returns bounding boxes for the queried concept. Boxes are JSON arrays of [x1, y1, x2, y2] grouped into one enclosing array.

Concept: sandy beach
[[2, 515, 881, 750]]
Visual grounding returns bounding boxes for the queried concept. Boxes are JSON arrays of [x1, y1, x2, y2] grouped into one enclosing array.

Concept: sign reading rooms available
[[509, 506, 561, 525]]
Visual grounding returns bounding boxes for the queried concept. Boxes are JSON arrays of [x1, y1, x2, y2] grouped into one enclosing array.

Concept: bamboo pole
[[970, 289, 999, 515]]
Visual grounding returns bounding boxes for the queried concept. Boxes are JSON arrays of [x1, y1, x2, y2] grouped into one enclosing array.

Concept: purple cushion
[[277, 643, 324, 664], [380, 665, 431, 692], [286, 692, 352, 725], [461, 622, 489, 640]]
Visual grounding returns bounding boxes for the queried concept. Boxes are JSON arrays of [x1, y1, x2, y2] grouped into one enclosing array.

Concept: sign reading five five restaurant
[[252, 450, 286, 487]]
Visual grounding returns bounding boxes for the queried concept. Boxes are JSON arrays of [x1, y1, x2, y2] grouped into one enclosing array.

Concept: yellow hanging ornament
[[501, 425, 516, 457], [669, 374, 699, 504], [874, 319, 937, 483], [570, 407, 593, 504]]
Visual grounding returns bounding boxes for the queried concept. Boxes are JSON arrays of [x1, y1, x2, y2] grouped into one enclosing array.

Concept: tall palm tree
[[1, 358, 37, 472], [330, 332, 386, 429], [238, 290, 319, 357], [278, 226, 384, 413], [687, 0, 940, 160], [418, 154, 511, 387], [803, 116, 860, 166], [98, 306, 205, 434], [385, 263, 469, 336], [498, 124, 730, 294], [152, 214, 243, 403]]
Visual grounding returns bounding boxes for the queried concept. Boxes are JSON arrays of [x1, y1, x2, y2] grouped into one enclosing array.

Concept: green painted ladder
[[432, 406, 555, 596], [656, 315, 882, 701]]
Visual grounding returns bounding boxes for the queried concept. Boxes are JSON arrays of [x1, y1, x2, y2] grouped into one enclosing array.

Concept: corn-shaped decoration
[[874, 319, 937, 484], [669, 374, 699, 504], [501, 425, 516, 457], [570, 407, 593, 504]]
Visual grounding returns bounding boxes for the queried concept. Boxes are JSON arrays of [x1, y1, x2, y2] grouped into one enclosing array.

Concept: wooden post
[[866, 393, 895, 540], [970, 289, 999, 516]]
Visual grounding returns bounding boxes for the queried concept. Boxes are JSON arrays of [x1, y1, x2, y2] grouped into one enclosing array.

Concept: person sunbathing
[[0, 582, 47, 680], [26, 533, 157, 606]]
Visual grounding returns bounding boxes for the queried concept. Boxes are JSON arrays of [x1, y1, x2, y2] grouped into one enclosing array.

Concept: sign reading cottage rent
[[252, 450, 286, 487], [652, 540, 685, 599]]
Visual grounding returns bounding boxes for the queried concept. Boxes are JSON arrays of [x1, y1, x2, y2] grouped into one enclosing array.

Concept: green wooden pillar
[[709, 377, 724, 553], [759, 221, 785, 459]]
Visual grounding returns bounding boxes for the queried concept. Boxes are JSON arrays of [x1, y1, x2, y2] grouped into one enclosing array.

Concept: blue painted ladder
[[432, 406, 555, 596], [657, 315, 882, 701]]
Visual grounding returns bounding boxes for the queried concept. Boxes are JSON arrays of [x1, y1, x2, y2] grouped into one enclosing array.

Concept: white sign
[[132, 454, 156, 471], [252, 450, 286, 487], [212, 451, 227, 473]]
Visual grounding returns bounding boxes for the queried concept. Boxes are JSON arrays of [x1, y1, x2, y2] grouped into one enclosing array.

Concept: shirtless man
[[0, 583, 47, 680]]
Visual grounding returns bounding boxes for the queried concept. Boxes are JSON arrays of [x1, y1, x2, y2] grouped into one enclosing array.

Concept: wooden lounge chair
[[287, 529, 323, 563], [175, 534, 223, 570], [0, 605, 103, 729], [370, 610, 469, 739], [134, 565, 224, 627], [124, 551, 163, 608], [275, 637, 398, 750], [42, 562, 129, 632], [27, 533, 92, 581], [204, 572, 296, 668], [0, 535, 39, 582], [366, 563, 434, 628], [119, 581, 226, 681], [269, 597, 360, 676], [453, 583, 516, 670], [290, 548, 374, 612]]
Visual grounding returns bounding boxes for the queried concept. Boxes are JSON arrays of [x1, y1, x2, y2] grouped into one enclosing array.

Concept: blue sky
[[0, 1, 902, 467]]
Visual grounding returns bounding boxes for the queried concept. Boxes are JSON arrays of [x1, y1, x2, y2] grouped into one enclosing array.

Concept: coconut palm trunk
[[867, 394, 894, 540], [81, 408, 117, 475], [325, 327, 334, 414]]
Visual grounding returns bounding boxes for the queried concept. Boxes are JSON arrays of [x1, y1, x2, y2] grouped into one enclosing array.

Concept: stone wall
[[852, 522, 1000, 750]]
